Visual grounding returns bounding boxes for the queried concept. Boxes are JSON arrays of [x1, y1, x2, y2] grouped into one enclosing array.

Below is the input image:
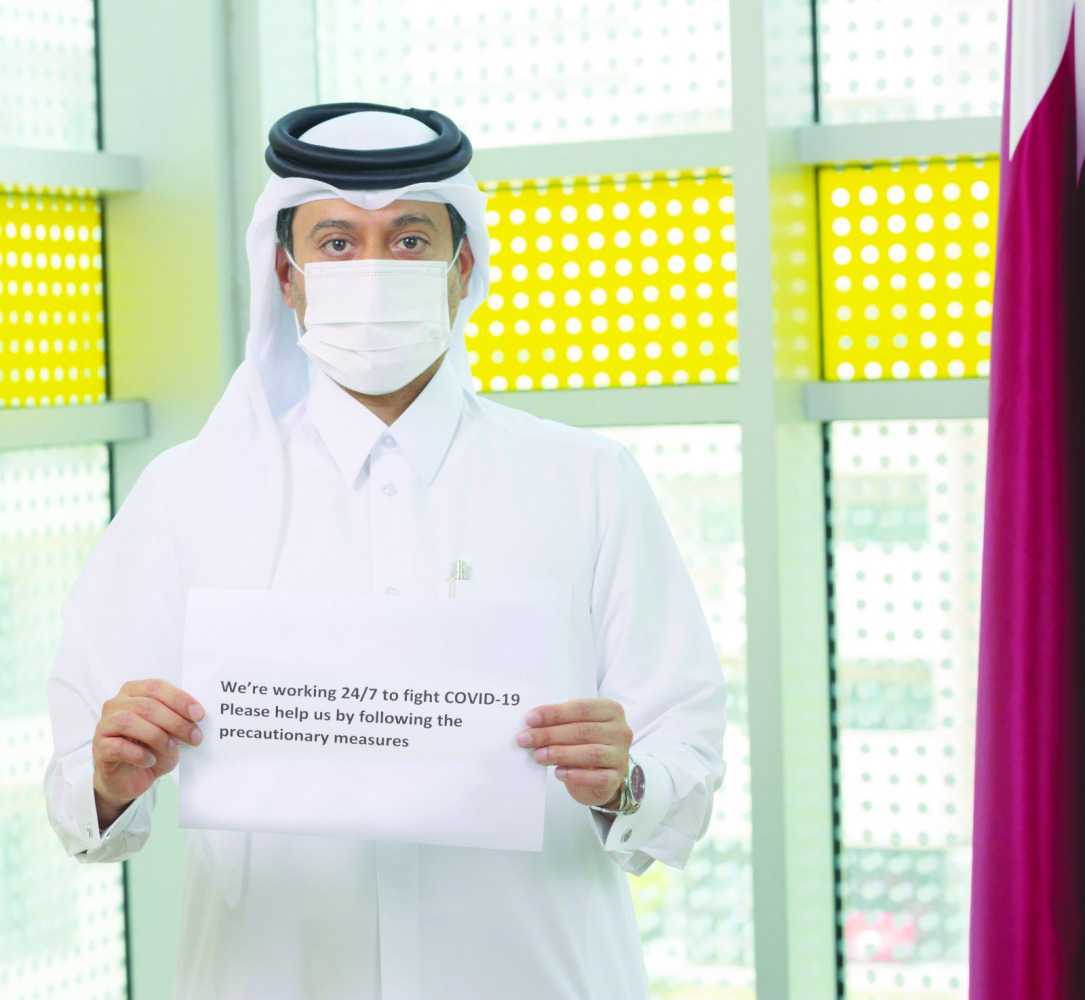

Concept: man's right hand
[[92, 678, 204, 831]]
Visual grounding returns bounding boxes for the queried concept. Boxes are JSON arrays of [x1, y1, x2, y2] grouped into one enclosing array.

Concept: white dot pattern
[[314, 0, 733, 147], [818, 0, 1006, 124], [0, 445, 126, 1000], [819, 158, 997, 382], [0, 1, 99, 151], [469, 170, 738, 393], [830, 419, 985, 995]]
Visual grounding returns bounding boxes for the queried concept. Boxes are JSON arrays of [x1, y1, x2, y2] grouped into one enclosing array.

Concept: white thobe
[[44, 357, 727, 999]]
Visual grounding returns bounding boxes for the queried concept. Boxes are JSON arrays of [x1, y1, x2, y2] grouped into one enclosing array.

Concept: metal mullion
[[809, 4, 846, 993], [820, 420, 847, 1000], [485, 384, 741, 427], [0, 400, 149, 449], [488, 378, 993, 429], [804, 379, 990, 422], [0, 146, 141, 193], [470, 132, 736, 183], [730, 0, 837, 996], [797, 118, 1001, 165], [463, 118, 1002, 189]]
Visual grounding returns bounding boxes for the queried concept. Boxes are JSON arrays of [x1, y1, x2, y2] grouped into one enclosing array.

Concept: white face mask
[[286, 243, 462, 396]]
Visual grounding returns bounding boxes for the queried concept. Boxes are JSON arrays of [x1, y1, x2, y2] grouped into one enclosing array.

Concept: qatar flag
[[971, 2, 1085, 997]]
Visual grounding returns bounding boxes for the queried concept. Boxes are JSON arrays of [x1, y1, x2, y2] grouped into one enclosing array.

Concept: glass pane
[[0, 444, 126, 1000], [817, 0, 1006, 124], [471, 170, 738, 392], [829, 420, 985, 1000], [0, 188, 107, 407], [0, 0, 99, 151], [600, 425, 753, 999], [818, 158, 997, 381], [314, 0, 732, 148]]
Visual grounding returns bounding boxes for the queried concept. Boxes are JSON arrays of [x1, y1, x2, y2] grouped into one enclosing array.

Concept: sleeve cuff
[[70, 759, 149, 857], [590, 752, 674, 855]]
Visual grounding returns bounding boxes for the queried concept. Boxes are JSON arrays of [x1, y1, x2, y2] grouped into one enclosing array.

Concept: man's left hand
[[516, 699, 632, 809]]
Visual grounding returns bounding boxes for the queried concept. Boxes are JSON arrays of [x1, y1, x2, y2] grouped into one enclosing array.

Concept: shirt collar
[[305, 358, 464, 488]]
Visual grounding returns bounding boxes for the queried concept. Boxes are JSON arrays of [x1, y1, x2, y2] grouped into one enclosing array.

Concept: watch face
[[629, 762, 645, 803]]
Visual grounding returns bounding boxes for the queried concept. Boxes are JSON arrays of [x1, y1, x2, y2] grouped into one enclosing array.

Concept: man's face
[[274, 198, 474, 332]]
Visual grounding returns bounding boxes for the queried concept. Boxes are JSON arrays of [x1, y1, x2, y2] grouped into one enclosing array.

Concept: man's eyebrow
[[307, 218, 360, 239], [390, 213, 438, 231]]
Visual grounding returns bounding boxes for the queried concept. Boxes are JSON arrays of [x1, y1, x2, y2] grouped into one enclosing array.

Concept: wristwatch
[[594, 756, 645, 816]]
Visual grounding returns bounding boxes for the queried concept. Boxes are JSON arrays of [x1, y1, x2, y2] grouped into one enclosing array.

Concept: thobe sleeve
[[43, 619, 157, 862], [42, 449, 187, 863], [588, 445, 727, 875]]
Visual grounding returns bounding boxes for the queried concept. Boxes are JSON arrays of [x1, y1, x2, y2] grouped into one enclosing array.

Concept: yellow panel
[[469, 170, 738, 391], [0, 187, 106, 407], [818, 157, 998, 381]]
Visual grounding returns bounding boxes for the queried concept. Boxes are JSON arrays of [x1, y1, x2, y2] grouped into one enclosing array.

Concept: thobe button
[[382, 483, 397, 497], [381, 435, 396, 447], [621, 828, 632, 843], [384, 586, 400, 596]]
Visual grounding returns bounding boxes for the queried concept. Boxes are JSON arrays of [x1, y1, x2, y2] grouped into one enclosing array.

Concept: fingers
[[119, 678, 204, 725], [516, 700, 631, 756], [516, 721, 624, 750], [531, 743, 625, 769], [524, 698, 622, 728], [555, 767, 621, 794], [94, 734, 157, 772], [103, 680, 203, 753], [97, 710, 177, 759], [123, 696, 203, 747]]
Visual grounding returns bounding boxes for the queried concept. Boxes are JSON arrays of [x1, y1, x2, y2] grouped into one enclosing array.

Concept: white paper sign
[[179, 587, 569, 851]]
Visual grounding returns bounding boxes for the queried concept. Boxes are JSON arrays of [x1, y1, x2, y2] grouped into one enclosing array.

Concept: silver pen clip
[[449, 559, 468, 598]]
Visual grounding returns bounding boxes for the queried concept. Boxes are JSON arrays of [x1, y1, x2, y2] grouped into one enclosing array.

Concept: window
[[829, 420, 984, 999], [818, 159, 997, 381], [471, 170, 738, 391], [817, 0, 1006, 125], [0, 445, 125, 999], [0, 187, 107, 407], [315, 0, 733, 147], [0, 0, 99, 151]]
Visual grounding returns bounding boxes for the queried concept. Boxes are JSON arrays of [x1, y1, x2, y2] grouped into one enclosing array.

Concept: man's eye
[[399, 236, 425, 250], [325, 238, 349, 252]]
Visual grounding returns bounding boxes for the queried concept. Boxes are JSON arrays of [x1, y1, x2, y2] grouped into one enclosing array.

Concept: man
[[44, 104, 726, 999]]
